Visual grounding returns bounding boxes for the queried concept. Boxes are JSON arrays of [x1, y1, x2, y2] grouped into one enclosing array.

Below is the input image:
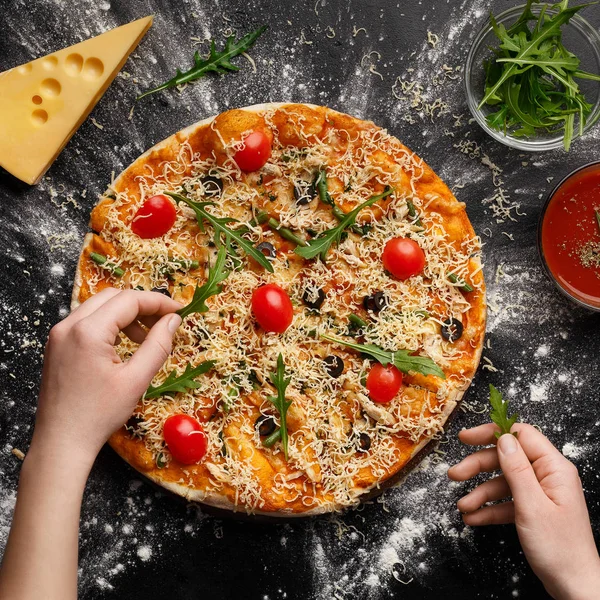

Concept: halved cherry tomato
[[234, 131, 272, 172], [251, 283, 293, 333], [382, 237, 426, 280], [131, 194, 177, 239], [366, 363, 403, 403], [163, 414, 207, 465]]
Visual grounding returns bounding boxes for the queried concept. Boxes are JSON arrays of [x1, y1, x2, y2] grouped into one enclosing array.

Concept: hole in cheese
[[32, 95, 43, 105], [41, 78, 61, 97], [31, 109, 48, 126], [64, 53, 83, 75], [17, 64, 33, 75], [41, 56, 58, 70], [82, 57, 104, 79]]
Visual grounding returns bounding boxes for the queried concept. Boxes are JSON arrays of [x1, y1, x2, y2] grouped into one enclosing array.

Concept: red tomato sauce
[[541, 163, 600, 308]]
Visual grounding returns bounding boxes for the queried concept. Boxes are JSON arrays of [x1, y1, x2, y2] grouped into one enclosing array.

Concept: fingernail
[[498, 433, 518, 455], [168, 314, 182, 333]]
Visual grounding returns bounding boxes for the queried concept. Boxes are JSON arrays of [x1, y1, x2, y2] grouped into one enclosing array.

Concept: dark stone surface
[[1, 0, 599, 598]]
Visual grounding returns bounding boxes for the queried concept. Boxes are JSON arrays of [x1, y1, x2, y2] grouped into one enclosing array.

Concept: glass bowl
[[464, 4, 600, 151], [538, 160, 600, 311]]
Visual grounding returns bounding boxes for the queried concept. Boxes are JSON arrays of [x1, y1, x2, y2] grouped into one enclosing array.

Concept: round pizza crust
[[72, 102, 486, 517]]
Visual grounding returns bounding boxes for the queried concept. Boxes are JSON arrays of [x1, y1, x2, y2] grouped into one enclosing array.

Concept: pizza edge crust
[[71, 103, 486, 517]]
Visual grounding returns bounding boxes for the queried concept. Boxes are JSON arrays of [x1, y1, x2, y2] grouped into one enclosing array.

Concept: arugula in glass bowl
[[465, 0, 600, 151]]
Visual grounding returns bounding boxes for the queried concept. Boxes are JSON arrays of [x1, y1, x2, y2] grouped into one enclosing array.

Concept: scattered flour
[[0, 487, 17, 552], [308, 458, 475, 598], [136, 545, 152, 562], [1, 1, 599, 599], [562, 442, 584, 459], [529, 380, 549, 403]]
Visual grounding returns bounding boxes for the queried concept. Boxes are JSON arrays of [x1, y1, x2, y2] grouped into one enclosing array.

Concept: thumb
[[497, 433, 545, 507], [126, 313, 182, 393]]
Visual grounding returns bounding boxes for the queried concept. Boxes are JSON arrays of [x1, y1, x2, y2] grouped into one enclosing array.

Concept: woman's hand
[[0, 288, 182, 600], [448, 423, 600, 600], [33, 288, 182, 466]]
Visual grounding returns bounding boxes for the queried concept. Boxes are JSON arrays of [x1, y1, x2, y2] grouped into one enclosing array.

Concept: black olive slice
[[441, 318, 464, 342], [358, 432, 371, 452], [323, 355, 344, 378], [293, 184, 312, 206], [303, 288, 326, 310], [126, 415, 143, 436], [363, 291, 387, 313], [151, 287, 171, 297], [256, 415, 277, 437], [256, 241, 277, 259], [201, 175, 223, 197]]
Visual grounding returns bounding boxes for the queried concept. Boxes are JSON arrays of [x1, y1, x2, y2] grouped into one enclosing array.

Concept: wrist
[[29, 408, 105, 466], [547, 557, 600, 600], [25, 431, 97, 484]]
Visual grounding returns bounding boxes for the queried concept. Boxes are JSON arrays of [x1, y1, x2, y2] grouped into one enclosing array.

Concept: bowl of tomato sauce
[[539, 161, 600, 311]]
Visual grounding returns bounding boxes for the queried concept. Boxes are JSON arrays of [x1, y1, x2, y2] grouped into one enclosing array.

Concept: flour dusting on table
[[308, 458, 475, 598], [1, 0, 599, 598]]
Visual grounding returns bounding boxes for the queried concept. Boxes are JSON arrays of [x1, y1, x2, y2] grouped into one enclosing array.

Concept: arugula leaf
[[321, 334, 445, 379], [486, 104, 510, 130], [573, 69, 600, 81], [145, 360, 215, 399], [295, 187, 393, 260], [138, 26, 267, 100], [479, 1, 600, 150], [496, 55, 580, 72], [177, 246, 230, 319], [480, 3, 592, 108], [166, 191, 274, 273], [266, 354, 293, 460], [489, 384, 518, 438], [506, 0, 536, 36]]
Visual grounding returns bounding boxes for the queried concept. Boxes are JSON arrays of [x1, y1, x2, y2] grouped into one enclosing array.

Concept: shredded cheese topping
[[86, 105, 483, 512]]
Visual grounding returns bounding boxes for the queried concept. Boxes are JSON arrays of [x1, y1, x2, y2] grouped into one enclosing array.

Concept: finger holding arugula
[[0, 289, 182, 600], [448, 386, 600, 599]]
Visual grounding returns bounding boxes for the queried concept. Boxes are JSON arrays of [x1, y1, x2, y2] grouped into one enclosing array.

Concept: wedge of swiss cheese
[[0, 16, 153, 185]]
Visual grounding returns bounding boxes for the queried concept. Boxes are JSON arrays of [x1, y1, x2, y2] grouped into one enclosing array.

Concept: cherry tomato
[[131, 194, 177, 239], [382, 237, 426, 280], [366, 363, 403, 403], [252, 283, 294, 333], [163, 414, 207, 465], [234, 130, 272, 172]]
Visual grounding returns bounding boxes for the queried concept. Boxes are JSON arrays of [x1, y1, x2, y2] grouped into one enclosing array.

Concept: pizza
[[72, 103, 486, 516]]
